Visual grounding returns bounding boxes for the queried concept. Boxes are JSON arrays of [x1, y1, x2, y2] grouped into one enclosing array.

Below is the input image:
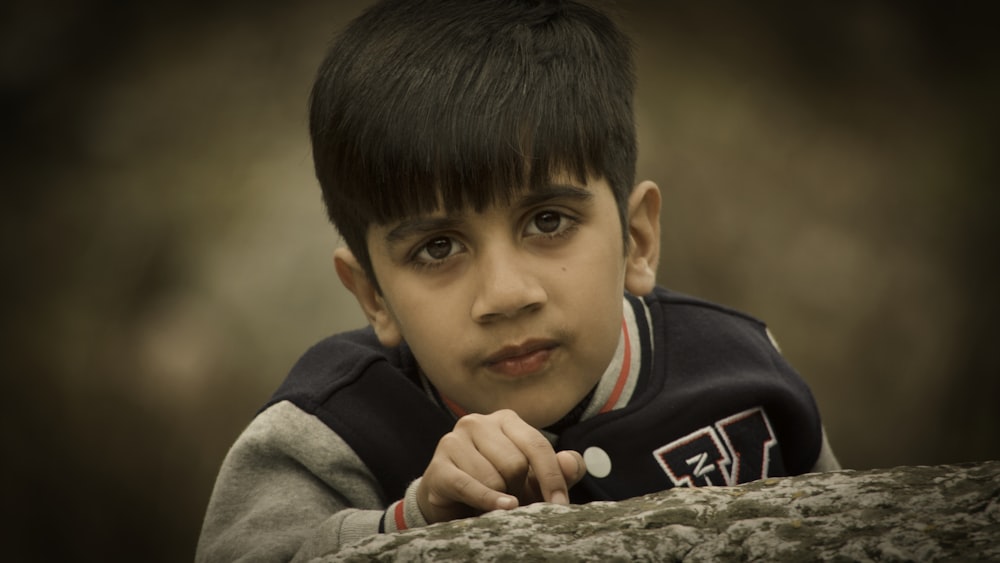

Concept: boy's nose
[[470, 245, 547, 323]]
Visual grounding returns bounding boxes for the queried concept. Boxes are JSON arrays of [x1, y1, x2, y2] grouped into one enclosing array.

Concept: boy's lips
[[483, 340, 559, 378]]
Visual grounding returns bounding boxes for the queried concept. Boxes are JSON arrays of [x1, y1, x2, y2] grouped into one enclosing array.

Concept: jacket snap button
[[584, 446, 612, 478]]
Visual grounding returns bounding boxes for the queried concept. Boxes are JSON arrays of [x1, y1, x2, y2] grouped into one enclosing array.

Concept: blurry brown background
[[2, 1, 997, 560]]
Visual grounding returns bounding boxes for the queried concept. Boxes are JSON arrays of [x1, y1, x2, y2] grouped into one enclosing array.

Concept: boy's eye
[[532, 211, 562, 234], [416, 236, 461, 262], [525, 210, 576, 237]]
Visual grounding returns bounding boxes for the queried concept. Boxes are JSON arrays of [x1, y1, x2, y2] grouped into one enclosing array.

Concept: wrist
[[383, 479, 430, 532], [404, 478, 430, 528]]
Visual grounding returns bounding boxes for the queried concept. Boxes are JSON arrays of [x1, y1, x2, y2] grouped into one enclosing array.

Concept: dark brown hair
[[310, 0, 636, 286]]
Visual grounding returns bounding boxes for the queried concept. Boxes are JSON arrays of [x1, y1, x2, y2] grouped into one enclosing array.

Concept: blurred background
[[2, 0, 997, 560]]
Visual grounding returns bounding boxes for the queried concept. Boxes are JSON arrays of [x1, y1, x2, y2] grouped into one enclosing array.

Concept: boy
[[196, 0, 840, 560]]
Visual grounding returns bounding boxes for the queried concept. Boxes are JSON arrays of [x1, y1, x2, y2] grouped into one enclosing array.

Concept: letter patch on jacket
[[652, 407, 777, 487]]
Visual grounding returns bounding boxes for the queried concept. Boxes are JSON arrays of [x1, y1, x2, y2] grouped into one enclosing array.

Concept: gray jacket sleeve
[[810, 426, 842, 472], [195, 400, 428, 562]]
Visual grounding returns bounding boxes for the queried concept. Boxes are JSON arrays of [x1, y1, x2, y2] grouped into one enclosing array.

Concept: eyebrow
[[385, 216, 465, 245], [517, 183, 594, 210], [384, 183, 594, 245]]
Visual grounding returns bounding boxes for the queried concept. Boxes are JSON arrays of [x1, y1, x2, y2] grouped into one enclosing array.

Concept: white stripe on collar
[[578, 295, 652, 421]]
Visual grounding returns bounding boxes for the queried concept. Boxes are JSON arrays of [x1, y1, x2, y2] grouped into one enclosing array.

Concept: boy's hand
[[416, 409, 587, 524]]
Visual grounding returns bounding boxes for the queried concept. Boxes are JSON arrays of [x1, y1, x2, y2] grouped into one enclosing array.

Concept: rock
[[321, 461, 1000, 562]]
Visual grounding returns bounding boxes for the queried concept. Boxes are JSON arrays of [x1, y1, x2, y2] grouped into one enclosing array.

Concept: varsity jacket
[[196, 287, 837, 561]]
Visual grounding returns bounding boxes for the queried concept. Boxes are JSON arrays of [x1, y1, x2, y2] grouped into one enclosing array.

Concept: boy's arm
[[195, 400, 418, 561]]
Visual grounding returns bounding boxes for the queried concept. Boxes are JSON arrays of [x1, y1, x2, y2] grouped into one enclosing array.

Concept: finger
[[424, 462, 518, 517], [454, 415, 528, 493], [446, 468, 519, 512], [557, 450, 587, 486], [496, 410, 569, 505], [451, 448, 512, 496], [469, 430, 531, 493]]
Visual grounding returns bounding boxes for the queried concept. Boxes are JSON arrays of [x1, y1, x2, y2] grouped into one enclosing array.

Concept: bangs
[[335, 74, 610, 225]]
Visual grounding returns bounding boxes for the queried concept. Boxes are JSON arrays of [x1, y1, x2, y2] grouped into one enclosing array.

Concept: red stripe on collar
[[598, 317, 631, 414]]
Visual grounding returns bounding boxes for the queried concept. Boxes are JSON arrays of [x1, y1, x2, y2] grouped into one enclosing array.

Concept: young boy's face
[[338, 176, 659, 429]]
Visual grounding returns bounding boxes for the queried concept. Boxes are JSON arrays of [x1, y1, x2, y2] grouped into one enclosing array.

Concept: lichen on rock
[[320, 461, 1000, 562]]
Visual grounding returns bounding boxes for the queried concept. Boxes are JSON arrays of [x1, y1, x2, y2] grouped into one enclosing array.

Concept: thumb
[[556, 450, 587, 487]]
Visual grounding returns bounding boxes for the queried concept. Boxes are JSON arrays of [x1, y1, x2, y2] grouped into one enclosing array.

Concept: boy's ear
[[333, 247, 402, 347], [624, 180, 661, 296]]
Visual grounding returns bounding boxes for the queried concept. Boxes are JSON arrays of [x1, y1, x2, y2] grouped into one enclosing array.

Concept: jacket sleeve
[[810, 426, 842, 472], [195, 400, 428, 561]]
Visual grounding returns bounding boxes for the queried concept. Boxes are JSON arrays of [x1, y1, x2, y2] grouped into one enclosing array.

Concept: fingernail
[[550, 490, 568, 505], [497, 496, 517, 510]]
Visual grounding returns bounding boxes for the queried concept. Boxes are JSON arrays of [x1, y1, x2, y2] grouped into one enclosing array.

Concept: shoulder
[[640, 286, 791, 382], [643, 286, 766, 327], [643, 286, 764, 324], [261, 332, 452, 503], [264, 327, 418, 414], [234, 400, 375, 480]]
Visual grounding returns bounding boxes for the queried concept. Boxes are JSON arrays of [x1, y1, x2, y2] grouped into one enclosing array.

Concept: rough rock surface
[[321, 461, 1000, 562]]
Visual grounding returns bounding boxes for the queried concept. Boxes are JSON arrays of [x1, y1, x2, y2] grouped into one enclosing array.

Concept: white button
[[584, 446, 612, 478]]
